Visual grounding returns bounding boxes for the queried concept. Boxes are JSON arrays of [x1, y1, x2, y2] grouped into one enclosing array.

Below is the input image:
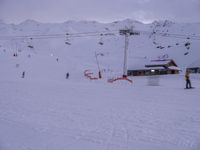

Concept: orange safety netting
[[84, 70, 99, 80]]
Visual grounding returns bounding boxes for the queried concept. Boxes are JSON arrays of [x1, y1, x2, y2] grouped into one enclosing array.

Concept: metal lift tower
[[119, 29, 140, 77]]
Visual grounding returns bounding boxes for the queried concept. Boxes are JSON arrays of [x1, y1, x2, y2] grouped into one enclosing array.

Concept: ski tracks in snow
[[1, 80, 200, 150]]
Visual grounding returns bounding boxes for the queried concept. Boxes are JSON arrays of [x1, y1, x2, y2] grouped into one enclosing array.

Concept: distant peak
[[64, 20, 76, 24], [19, 19, 40, 25], [152, 20, 175, 27], [123, 18, 143, 24], [64, 20, 99, 24], [112, 19, 143, 25]]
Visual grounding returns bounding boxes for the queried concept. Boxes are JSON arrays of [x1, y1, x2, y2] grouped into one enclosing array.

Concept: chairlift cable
[[0, 29, 200, 41]]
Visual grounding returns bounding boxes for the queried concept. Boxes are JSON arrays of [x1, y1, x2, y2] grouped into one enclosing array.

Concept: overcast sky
[[0, 0, 200, 24]]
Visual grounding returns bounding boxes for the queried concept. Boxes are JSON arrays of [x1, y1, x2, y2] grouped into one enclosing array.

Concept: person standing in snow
[[185, 70, 192, 89], [66, 72, 69, 79], [22, 71, 25, 78]]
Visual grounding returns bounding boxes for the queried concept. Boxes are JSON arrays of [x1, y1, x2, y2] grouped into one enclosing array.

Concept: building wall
[[187, 67, 200, 73], [128, 69, 179, 76]]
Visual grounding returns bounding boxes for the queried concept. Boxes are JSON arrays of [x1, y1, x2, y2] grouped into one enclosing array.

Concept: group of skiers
[[13, 53, 18, 57]]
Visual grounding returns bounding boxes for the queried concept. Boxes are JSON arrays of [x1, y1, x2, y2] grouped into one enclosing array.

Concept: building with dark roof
[[128, 59, 180, 76]]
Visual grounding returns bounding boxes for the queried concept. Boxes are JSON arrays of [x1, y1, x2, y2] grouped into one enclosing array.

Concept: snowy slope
[[0, 19, 200, 150]]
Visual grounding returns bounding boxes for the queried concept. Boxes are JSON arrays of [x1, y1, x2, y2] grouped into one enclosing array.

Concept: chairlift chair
[[65, 33, 71, 45], [98, 34, 104, 45]]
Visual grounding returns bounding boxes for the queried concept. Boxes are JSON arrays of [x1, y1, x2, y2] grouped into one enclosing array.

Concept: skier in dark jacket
[[185, 70, 192, 89], [66, 72, 69, 79], [22, 71, 25, 78]]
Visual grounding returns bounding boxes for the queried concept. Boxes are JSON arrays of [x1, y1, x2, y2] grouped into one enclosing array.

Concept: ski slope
[[0, 75, 200, 150], [0, 19, 200, 150]]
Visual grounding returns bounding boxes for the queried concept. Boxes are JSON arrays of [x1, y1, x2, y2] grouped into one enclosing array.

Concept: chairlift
[[26, 37, 34, 48], [98, 34, 104, 45], [65, 33, 71, 45], [65, 41, 71, 45], [25, 37, 37, 54], [28, 45, 34, 49]]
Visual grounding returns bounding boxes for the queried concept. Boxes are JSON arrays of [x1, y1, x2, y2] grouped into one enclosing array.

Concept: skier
[[185, 70, 192, 89], [98, 71, 102, 79], [22, 71, 25, 78], [66, 72, 69, 79]]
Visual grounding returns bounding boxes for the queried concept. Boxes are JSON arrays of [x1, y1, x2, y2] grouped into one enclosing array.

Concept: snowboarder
[[185, 70, 192, 89], [66, 72, 69, 79]]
